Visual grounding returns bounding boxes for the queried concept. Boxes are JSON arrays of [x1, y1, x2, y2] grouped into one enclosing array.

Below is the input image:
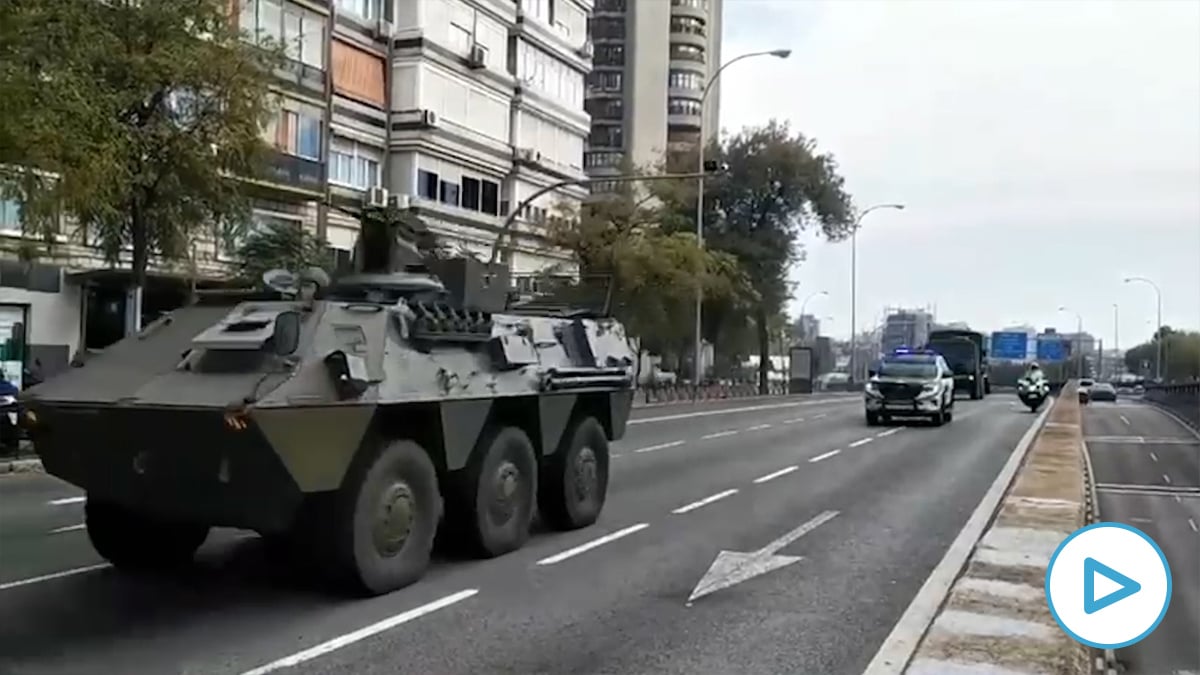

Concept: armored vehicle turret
[[20, 209, 636, 595]]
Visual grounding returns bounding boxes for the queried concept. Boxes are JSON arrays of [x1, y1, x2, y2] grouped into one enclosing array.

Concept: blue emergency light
[[891, 346, 937, 357]]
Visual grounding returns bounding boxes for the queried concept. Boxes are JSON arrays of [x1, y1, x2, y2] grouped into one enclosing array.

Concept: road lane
[[0, 394, 1032, 675], [1084, 399, 1200, 675]]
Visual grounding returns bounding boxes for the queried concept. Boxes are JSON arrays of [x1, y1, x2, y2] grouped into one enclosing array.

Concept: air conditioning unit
[[514, 147, 540, 163], [387, 193, 411, 210], [467, 43, 487, 69], [365, 186, 389, 207], [577, 40, 594, 60], [420, 109, 439, 128], [371, 18, 394, 39]]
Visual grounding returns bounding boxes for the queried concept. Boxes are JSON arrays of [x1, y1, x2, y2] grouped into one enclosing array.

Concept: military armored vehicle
[[19, 210, 636, 596]]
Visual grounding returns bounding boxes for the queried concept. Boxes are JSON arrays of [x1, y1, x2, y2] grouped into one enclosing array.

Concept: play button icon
[[1083, 557, 1141, 614], [1046, 522, 1172, 649]]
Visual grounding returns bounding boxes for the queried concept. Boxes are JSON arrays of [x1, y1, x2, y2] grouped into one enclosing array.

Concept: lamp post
[[797, 290, 828, 342], [693, 47, 791, 383], [1124, 277, 1163, 381], [1058, 306, 1084, 379], [847, 203, 905, 384], [1112, 303, 1119, 377]]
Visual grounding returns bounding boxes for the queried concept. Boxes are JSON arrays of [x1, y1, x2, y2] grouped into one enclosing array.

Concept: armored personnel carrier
[[19, 210, 636, 596]]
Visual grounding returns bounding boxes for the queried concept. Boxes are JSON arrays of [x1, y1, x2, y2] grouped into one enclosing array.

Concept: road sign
[[1037, 337, 1068, 362], [990, 331, 1028, 360], [1045, 522, 1171, 649]]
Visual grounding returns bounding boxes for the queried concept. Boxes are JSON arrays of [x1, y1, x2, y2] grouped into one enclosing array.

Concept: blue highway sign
[[1037, 337, 1069, 362], [990, 331, 1028, 360]]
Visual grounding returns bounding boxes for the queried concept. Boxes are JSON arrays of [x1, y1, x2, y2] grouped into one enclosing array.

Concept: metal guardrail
[[638, 381, 789, 404], [1144, 382, 1200, 431]]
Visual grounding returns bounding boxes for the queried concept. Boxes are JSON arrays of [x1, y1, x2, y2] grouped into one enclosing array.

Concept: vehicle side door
[[937, 357, 954, 405]]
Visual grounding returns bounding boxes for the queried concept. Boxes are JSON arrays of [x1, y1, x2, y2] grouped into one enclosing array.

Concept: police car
[[863, 348, 956, 426]]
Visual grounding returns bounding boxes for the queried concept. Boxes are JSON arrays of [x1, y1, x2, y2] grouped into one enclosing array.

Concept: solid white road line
[[49, 523, 86, 534], [628, 397, 855, 425], [48, 496, 85, 506], [876, 428, 902, 438], [808, 449, 841, 463], [672, 489, 739, 514], [860, 401, 1052, 675], [746, 424, 772, 431], [238, 589, 479, 675], [536, 524, 650, 566], [634, 440, 685, 454], [0, 563, 112, 592], [701, 430, 738, 440], [848, 437, 873, 448], [753, 466, 799, 484]]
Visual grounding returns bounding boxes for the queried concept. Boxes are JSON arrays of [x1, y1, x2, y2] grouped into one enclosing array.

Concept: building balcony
[[670, 3, 708, 21], [254, 150, 325, 195], [667, 113, 702, 130], [667, 86, 703, 101], [669, 31, 706, 49]]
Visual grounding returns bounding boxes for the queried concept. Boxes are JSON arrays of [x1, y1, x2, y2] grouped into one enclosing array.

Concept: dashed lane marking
[[746, 423, 772, 431], [238, 589, 479, 675], [812, 413, 828, 420], [634, 440, 685, 454], [535, 524, 650, 566], [809, 449, 841, 463], [876, 428, 902, 438], [848, 437, 873, 448], [672, 489, 739, 514], [701, 430, 738, 440], [753, 466, 799, 484], [0, 564, 112, 592], [49, 523, 85, 534], [1163, 474, 1172, 485], [48, 496, 85, 506], [627, 397, 856, 426], [1189, 518, 1198, 533], [784, 417, 805, 424], [1120, 414, 1131, 425], [1150, 452, 1159, 462]]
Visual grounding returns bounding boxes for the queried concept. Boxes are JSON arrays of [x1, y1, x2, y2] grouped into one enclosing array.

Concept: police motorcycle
[[1016, 364, 1050, 413]]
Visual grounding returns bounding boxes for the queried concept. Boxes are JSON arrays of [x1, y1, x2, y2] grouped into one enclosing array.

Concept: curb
[[1, 457, 43, 474], [864, 386, 1094, 675], [632, 391, 853, 409]]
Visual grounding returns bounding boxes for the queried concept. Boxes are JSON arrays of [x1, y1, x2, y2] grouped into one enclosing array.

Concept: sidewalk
[[867, 384, 1096, 675]]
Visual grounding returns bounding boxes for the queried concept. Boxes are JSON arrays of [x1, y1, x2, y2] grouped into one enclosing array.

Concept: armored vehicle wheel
[[455, 426, 537, 558], [539, 416, 610, 531], [335, 439, 441, 596], [85, 498, 209, 570]]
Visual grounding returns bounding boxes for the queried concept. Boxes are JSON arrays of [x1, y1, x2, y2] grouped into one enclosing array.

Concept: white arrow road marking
[[687, 510, 839, 603], [634, 440, 685, 454], [672, 489, 739, 514], [239, 589, 478, 675], [536, 523, 650, 565]]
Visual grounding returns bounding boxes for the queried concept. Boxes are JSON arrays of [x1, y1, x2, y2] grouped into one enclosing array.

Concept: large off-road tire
[[85, 498, 209, 570], [328, 438, 441, 596], [930, 408, 946, 427], [539, 416, 610, 531], [865, 411, 881, 427], [452, 426, 537, 558]]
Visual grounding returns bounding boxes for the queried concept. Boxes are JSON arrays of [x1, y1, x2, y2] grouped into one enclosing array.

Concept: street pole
[[1123, 277, 1163, 381], [797, 290, 828, 343], [694, 48, 791, 384], [847, 203, 905, 384], [1058, 306, 1083, 379], [1112, 303, 1119, 375]]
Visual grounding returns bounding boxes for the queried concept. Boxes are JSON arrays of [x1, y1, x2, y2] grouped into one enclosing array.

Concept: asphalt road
[[0, 392, 1043, 675], [1084, 399, 1200, 675]]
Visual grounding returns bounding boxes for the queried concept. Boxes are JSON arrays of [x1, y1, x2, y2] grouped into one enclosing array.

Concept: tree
[[542, 187, 756, 376], [654, 120, 855, 391], [0, 0, 285, 331], [236, 220, 332, 285], [1124, 327, 1200, 383]]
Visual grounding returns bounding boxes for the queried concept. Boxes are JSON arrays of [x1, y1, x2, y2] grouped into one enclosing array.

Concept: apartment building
[[0, 0, 594, 380], [584, 0, 723, 188]]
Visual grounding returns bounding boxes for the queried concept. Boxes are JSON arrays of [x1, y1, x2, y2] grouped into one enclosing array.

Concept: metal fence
[[638, 380, 789, 405], [1144, 382, 1200, 431]]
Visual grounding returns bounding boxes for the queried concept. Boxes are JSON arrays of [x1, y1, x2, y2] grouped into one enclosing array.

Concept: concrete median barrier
[[870, 383, 1096, 675]]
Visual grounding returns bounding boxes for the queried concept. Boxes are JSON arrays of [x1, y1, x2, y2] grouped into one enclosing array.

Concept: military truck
[[19, 210, 636, 596], [926, 329, 989, 399]]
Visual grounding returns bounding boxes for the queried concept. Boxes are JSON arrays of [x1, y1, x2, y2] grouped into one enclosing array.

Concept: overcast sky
[[718, 0, 1200, 348]]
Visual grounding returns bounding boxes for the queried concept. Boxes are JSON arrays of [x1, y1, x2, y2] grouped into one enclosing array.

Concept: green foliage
[[543, 189, 756, 364], [1124, 327, 1200, 382], [653, 120, 855, 386], [0, 0, 285, 290], [236, 220, 331, 284]]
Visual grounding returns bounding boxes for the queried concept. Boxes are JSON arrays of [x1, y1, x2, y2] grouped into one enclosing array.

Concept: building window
[[670, 43, 704, 62], [585, 151, 623, 168], [267, 106, 323, 160], [241, 0, 326, 70], [669, 16, 705, 36], [668, 70, 704, 91], [595, 44, 624, 67], [586, 98, 622, 120], [588, 17, 625, 40], [595, 0, 626, 11], [418, 170, 439, 199], [481, 181, 499, 216], [671, 0, 706, 8], [587, 71, 623, 93], [667, 98, 702, 116], [521, 0, 554, 25], [329, 138, 382, 190], [588, 125, 623, 149], [0, 199, 20, 234], [516, 42, 584, 109], [335, 0, 379, 21], [439, 181, 460, 207], [222, 211, 303, 259]]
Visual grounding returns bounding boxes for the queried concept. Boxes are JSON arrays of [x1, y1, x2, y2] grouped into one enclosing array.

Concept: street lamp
[[1057, 306, 1084, 379], [798, 290, 828, 342], [1111, 303, 1119, 379], [847, 203, 905, 383], [1124, 276, 1163, 381], [693, 47, 791, 382]]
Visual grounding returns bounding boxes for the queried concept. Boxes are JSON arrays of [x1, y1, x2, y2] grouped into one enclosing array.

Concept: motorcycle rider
[[1022, 362, 1047, 385]]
